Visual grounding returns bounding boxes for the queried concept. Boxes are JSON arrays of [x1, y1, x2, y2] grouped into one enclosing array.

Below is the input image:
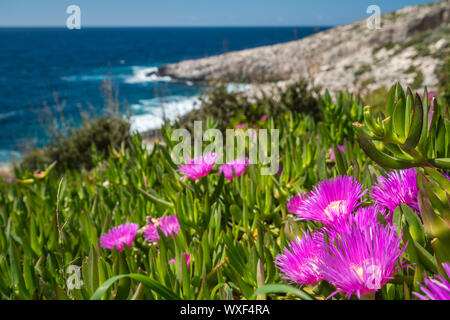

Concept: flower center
[[351, 261, 382, 290], [324, 200, 347, 218]]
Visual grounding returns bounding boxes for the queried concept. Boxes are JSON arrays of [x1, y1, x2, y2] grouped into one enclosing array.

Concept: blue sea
[[0, 27, 329, 163]]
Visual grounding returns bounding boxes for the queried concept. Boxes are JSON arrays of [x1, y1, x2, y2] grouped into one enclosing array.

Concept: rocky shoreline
[[158, 1, 450, 97]]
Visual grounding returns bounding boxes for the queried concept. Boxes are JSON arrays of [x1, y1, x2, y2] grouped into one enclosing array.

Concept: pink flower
[[329, 145, 344, 162], [169, 253, 191, 269], [327, 205, 385, 235], [286, 194, 307, 215], [143, 215, 180, 242], [143, 222, 159, 242], [218, 158, 249, 180], [293, 176, 366, 226], [177, 152, 217, 180], [413, 263, 450, 300], [277, 164, 283, 175], [159, 215, 180, 238], [99, 223, 139, 251], [261, 115, 267, 121], [318, 222, 406, 299], [371, 168, 419, 221], [275, 230, 323, 286], [236, 123, 247, 129]]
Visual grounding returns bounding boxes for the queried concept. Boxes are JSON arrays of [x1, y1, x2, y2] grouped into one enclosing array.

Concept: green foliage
[[318, 90, 365, 144], [0, 83, 448, 301], [439, 54, 450, 105], [181, 78, 319, 132], [354, 83, 450, 170], [363, 86, 390, 113], [21, 117, 131, 173]]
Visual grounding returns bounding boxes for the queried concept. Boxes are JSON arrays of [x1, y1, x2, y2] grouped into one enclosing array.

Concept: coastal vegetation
[[0, 81, 449, 300], [0, 0, 449, 302]]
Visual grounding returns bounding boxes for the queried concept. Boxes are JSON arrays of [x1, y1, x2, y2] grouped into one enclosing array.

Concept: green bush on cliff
[[21, 116, 131, 173], [181, 78, 319, 131]]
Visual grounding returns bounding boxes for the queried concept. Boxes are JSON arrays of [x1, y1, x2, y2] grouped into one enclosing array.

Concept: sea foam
[[130, 95, 200, 132], [124, 66, 172, 84]]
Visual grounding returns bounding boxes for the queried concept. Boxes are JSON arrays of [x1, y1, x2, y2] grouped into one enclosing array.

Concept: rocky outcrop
[[159, 1, 450, 96]]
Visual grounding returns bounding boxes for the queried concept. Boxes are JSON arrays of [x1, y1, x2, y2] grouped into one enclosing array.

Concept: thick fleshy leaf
[[91, 273, 181, 300]]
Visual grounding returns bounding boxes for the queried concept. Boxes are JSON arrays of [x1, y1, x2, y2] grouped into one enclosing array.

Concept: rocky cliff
[[158, 1, 450, 96]]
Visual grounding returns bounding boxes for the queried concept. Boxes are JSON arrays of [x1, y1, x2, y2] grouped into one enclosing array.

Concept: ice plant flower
[[329, 145, 344, 162], [277, 164, 283, 176], [159, 215, 180, 238], [169, 253, 191, 269], [318, 222, 406, 299], [286, 194, 307, 215], [143, 222, 159, 242], [413, 263, 450, 300], [261, 115, 267, 121], [294, 176, 366, 226], [143, 215, 180, 242], [177, 152, 217, 180], [99, 223, 139, 251], [218, 157, 249, 180], [274, 230, 323, 286], [328, 205, 384, 235], [371, 168, 419, 220]]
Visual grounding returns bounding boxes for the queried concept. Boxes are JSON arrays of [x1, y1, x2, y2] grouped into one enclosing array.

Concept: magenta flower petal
[[318, 223, 406, 299], [143, 215, 180, 242], [294, 176, 366, 226], [159, 215, 180, 238], [99, 223, 139, 251], [143, 222, 160, 242], [329, 145, 344, 162], [371, 168, 419, 220], [413, 263, 450, 300], [169, 253, 191, 269], [326, 205, 384, 235], [218, 158, 249, 180], [286, 194, 307, 215], [274, 230, 323, 286], [177, 152, 217, 180]]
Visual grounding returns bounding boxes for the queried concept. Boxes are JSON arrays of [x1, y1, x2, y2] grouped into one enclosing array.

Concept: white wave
[[61, 74, 127, 82], [130, 95, 200, 132], [124, 66, 172, 84], [0, 150, 21, 164], [0, 111, 18, 121]]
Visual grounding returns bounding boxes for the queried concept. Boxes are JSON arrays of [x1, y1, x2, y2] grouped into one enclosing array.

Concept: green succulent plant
[[353, 83, 450, 169]]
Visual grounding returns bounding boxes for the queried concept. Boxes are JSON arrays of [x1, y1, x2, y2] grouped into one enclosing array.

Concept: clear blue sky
[[0, 0, 440, 27]]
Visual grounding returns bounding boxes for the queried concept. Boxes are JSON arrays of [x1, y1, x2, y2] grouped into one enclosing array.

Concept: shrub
[[21, 116, 131, 172], [180, 78, 319, 131]]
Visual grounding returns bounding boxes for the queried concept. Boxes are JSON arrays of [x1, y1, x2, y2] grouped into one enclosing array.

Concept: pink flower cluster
[[99, 215, 181, 250], [277, 172, 420, 299], [177, 152, 250, 181], [169, 253, 191, 269], [143, 215, 180, 242], [329, 145, 344, 162], [218, 158, 250, 180]]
